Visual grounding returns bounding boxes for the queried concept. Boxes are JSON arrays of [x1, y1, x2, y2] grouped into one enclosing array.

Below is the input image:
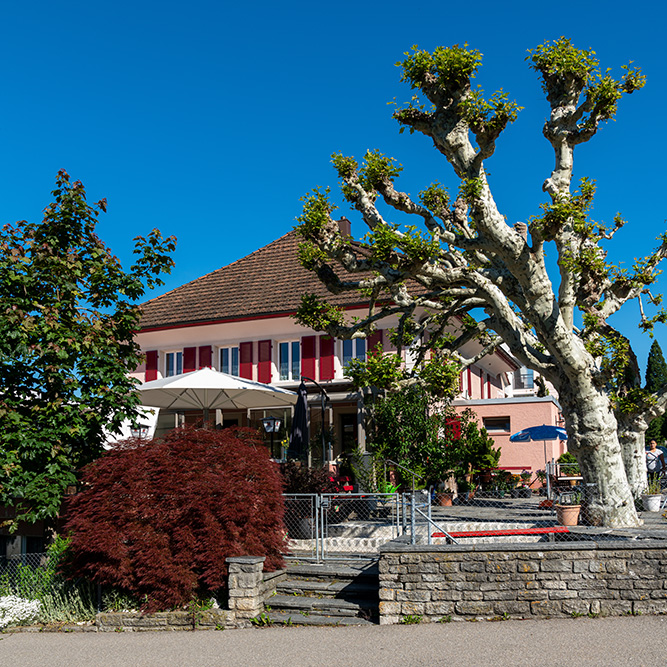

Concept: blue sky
[[2, 0, 665, 370]]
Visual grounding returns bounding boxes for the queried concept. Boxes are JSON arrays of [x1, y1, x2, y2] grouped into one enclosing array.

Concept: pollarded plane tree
[[294, 38, 666, 528]]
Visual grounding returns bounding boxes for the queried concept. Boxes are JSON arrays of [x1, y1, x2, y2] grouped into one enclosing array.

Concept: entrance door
[[339, 413, 358, 477]]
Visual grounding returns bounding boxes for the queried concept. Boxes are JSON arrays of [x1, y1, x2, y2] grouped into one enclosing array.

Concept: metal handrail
[[413, 504, 458, 545], [383, 459, 425, 493]]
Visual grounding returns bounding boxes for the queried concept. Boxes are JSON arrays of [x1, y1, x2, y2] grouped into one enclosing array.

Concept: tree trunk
[[618, 425, 648, 499], [559, 390, 641, 528]]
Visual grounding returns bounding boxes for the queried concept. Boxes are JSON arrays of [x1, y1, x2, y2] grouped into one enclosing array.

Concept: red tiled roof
[[139, 231, 371, 330]]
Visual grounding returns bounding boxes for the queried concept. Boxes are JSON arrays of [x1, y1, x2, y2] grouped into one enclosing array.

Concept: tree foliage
[[646, 340, 667, 393], [293, 38, 661, 527], [367, 387, 499, 487], [63, 426, 285, 612], [645, 341, 667, 442], [0, 171, 175, 526]]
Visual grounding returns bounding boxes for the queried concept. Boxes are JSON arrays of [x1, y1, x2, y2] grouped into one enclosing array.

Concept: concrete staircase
[[266, 559, 379, 626]]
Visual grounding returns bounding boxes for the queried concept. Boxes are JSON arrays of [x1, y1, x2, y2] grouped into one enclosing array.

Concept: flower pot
[[556, 504, 581, 526], [642, 494, 662, 512], [436, 493, 454, 507]]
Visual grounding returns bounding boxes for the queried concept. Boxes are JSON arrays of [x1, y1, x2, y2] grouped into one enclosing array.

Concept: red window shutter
[[184, 347, 197, 373], [319, 335, 335, 381], [367, 329, 383, 354], [445, 417, 462, 441], [480, 370, 485, 399], [257, 340, 272, 383], [459, 371, 464, 393], [467, 367, 472, 396], [239, 342, 253, 379], [145, 350, 158, 381], [301, 336, 316, 379], [198, 345, 212, 369]]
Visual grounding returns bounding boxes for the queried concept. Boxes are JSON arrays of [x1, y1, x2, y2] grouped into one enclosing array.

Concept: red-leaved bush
[[63, 426, 285, 611]]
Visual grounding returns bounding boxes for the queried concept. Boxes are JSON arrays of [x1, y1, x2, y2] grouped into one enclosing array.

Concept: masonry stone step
[[285, 561, 379, 582], [266, 558, 379, 625], [276, 578, 377, 599], [265, 611, 376, 627], [268, 594, 375, 616]]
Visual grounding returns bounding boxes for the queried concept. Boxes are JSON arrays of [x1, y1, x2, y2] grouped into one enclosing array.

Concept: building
[[134, 230, 561, 473]]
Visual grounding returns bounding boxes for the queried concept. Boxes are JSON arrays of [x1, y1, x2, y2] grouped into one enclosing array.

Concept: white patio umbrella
[[137, 367, 297, 422]]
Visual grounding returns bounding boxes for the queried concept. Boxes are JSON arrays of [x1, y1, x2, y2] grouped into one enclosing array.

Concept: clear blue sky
[[2, 0, 665, 370]]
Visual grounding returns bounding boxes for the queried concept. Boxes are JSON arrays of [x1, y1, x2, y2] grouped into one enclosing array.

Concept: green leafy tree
[[0, 170, 175, 526], [365, 384, 499, 489], [646, 341, 667, 393], [294, 38, 664, 527], [645, 341, 667, 442]]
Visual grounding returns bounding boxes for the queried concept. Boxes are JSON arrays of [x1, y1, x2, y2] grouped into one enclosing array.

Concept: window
[[165, 351, 183, 377], [514, 368, 534, 390], [342, 339, 366, 370], [220, 346, 239, 376], [279, 341, 300, 380], [483, 416, 511, 433]]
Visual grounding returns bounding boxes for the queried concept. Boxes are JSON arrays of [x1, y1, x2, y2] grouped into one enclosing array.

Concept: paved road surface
[[2, 616, 667, 666]]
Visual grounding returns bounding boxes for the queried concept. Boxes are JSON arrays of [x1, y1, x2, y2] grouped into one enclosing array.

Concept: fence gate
[[283, 493, 402, 560]]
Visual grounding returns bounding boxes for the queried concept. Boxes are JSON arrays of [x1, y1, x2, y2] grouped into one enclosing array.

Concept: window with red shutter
[[319, 335, 334, 380], [239, 342, 253, 379], [183, 347, 197, 373], [198, 345, 212, 369], [257, 340, 272, 383], [301, 336, 316, 379], [145, 350, 158, 381], [445, 417, 462, 440], [367, 330, 383, 354]]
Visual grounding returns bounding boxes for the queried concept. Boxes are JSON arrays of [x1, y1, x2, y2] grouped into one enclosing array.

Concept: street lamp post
[[261, 415, 282, 460], [130, 424, 149, 439]]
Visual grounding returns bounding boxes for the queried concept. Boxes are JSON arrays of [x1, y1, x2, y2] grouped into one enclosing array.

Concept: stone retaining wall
[[97, 556, 284, 632], [379, 541, 667, 624]]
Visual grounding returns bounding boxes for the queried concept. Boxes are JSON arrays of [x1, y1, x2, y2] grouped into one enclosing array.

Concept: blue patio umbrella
[[509, 425, 568, 443], [510, 424, 568, 499]]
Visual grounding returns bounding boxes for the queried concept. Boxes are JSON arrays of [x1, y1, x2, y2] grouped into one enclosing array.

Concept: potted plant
[[493, 470, 512, 498], [556, 490, 581, 526], [435, 487, 455, 506], [557, 452, 580, 485], [518, 470, 532, 497], [642, 474, 663, 512]]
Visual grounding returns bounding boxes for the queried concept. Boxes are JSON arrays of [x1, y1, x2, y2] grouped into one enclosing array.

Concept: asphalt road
[[2, 616, 666, 667]]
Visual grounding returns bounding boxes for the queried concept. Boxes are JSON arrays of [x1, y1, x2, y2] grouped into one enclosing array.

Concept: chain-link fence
[[285, 480, 667, 560], [284, 493, 401, 559], [419, 480, 667, 545]]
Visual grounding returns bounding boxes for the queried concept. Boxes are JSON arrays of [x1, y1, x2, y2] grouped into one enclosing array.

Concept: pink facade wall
[[455, 397, 565, 476]]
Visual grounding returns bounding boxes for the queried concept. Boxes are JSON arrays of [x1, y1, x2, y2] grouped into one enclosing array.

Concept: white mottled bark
[[559, 389, 641, 527]]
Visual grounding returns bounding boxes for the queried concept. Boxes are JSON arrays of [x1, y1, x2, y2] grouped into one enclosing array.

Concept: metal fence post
[[315, 494, 321, 563], [410, 492, 416, 545], [427, 492, 432, 545], [401, 493, 407, 536]]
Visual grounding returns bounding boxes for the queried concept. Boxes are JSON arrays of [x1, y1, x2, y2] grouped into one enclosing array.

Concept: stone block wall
[[379, 541, 667, 624], [97, 556, 284, 631]]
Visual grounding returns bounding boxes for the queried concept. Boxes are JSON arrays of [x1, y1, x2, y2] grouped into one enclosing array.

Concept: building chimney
[[338, 217, 351, 237], [514, 221, 528, 241]]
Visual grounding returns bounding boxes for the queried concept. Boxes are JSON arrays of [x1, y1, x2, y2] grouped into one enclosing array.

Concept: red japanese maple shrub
[[63, 426, 285, 611]]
